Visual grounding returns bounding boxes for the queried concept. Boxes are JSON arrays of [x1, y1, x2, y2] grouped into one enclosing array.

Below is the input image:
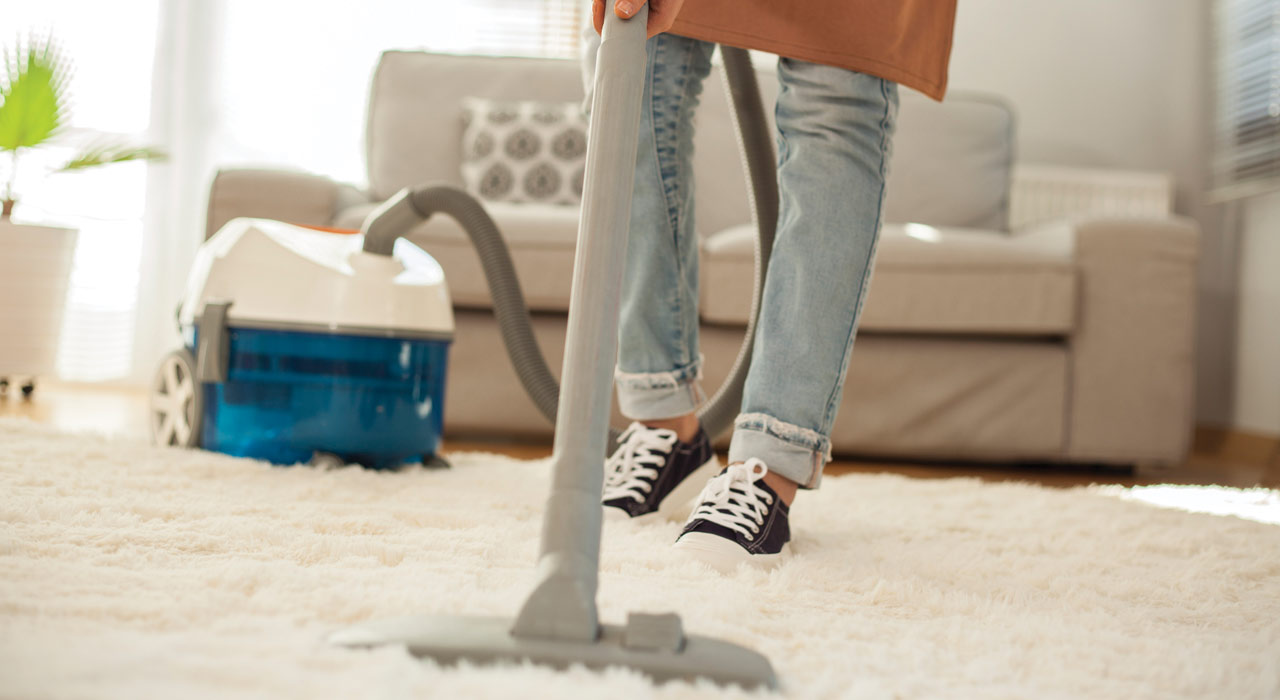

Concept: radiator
[[1008, 165, 1174, 230]]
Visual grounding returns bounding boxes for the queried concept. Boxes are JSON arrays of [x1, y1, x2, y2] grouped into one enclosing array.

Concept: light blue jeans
[[601, 33, 898, 489]]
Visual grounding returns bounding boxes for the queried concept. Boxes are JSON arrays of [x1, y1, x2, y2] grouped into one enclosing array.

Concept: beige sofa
[[205, 51, 1199, 466]]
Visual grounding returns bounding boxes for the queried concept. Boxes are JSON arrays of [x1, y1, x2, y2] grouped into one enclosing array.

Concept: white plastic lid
[[177, 218, 454, 339]]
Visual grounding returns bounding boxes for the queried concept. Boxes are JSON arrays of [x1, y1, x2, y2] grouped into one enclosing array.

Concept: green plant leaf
[[0, 36, 71, 152], [58, 143, 166, 172]]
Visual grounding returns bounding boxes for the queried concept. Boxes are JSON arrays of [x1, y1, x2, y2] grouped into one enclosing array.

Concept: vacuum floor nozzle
[[329, 614, 777, 689]]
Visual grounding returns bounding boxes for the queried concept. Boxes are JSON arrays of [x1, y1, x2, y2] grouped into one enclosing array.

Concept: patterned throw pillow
[[460, 98, 589, 206]]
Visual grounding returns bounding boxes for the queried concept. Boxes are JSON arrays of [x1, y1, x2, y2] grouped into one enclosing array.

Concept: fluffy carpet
[[2, 417, 1278, 699]]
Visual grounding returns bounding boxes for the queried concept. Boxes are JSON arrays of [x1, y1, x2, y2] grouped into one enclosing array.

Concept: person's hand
[[592, 0, 685, 38]]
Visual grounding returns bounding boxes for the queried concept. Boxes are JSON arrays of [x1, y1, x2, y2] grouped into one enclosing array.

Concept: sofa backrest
[[367, 52, 585, 202], [366, 51, 1014, 234]]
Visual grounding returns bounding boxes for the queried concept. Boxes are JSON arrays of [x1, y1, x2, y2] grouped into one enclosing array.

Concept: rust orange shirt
[[670, 0, 958, 100]]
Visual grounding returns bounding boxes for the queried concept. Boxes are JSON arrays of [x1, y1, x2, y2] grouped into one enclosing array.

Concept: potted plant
[[0, 36, 162, 397]]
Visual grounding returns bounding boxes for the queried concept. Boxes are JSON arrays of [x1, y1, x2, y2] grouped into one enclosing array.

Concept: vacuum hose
[[364, 186, 562, 427], [362, 46, 776, 446]]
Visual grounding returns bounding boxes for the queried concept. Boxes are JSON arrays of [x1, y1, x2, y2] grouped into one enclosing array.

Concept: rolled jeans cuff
[[728, 412, 833, 489], [614, 356, 706, 420]]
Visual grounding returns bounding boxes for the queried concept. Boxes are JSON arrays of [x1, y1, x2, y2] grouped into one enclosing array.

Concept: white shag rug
[[3, 418, 1279, 699]]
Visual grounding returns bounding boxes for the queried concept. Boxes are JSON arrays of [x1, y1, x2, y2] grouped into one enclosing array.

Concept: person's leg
[[612, 32, 715, 432], [674, 59, 896, 569], [597, 33, 720, 521], [729, 58, 900, 497]]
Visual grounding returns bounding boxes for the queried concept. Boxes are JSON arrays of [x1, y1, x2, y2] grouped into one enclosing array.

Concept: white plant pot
[[0, 221, 79, 377]]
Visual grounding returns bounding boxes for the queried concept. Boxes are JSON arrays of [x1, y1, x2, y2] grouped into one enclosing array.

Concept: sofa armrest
[[1064, 216, 1200, 465], [204, 168, 371, 239]]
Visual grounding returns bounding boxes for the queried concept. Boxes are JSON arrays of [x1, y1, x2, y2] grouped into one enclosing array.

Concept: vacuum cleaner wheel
[[151, 348, 203, 448], [308, 451, 347, 470], [422, 454, 451, 470]]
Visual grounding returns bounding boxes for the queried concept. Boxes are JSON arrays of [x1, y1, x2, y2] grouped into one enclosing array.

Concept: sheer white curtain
[[127, 0, 586, 386]]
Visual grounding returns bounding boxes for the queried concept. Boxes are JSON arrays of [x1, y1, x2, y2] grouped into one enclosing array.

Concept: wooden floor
[[4, 381, 1277, 491]]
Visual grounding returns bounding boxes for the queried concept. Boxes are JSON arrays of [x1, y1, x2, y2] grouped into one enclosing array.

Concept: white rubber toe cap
[[672, 531, 789, 574]]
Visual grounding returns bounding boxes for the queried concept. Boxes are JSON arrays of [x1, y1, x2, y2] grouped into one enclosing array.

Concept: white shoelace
[[687, 459, 775, 539], [602, 422, 679, 503]]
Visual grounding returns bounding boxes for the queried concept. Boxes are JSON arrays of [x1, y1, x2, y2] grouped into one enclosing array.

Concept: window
[[1212, 0, 1280, 200], [215, 0, 588, 187], [468, 0, 587, 59]]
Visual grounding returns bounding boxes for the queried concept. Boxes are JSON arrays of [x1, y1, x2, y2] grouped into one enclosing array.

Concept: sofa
[[204, 51, 1200, 467]]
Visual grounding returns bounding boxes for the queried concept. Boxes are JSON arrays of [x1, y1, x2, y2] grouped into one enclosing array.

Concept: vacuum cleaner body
[[160, 218, 453, 469]]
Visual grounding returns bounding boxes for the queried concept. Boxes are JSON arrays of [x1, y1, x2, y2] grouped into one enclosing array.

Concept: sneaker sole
[[602, 454, 720, 526], [672, 531, 790, 574]]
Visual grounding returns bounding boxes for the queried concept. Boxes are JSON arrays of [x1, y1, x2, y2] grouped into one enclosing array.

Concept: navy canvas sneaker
[[602, 421, 719, 523], [673, 459, 792, 572]]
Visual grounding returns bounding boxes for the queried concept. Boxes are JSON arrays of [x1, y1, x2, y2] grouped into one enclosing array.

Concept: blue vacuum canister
[[151, 218, 454, 469]]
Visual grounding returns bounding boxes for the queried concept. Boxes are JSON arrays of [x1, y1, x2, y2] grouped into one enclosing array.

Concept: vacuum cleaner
[[156, 6, 781, 689], [151, 218, 453, 469]]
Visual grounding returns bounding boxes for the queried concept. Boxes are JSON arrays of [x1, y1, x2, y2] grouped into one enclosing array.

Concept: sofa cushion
[[700, 222, 1077, 335], [335, 201, 579, 312], [882, 93, 1016, 231], [459, 98, 588, 205], [335, 203, 1075, 330]]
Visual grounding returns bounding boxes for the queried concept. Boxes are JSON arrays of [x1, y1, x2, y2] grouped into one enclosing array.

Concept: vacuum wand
[[508, 4, 650, 643]]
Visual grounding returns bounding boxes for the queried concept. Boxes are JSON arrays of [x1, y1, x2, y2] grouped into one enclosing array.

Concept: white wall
[[948, 0, 1205, 178], [945, 0, 1247, 426], [1235, 192, 1280, 435]]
